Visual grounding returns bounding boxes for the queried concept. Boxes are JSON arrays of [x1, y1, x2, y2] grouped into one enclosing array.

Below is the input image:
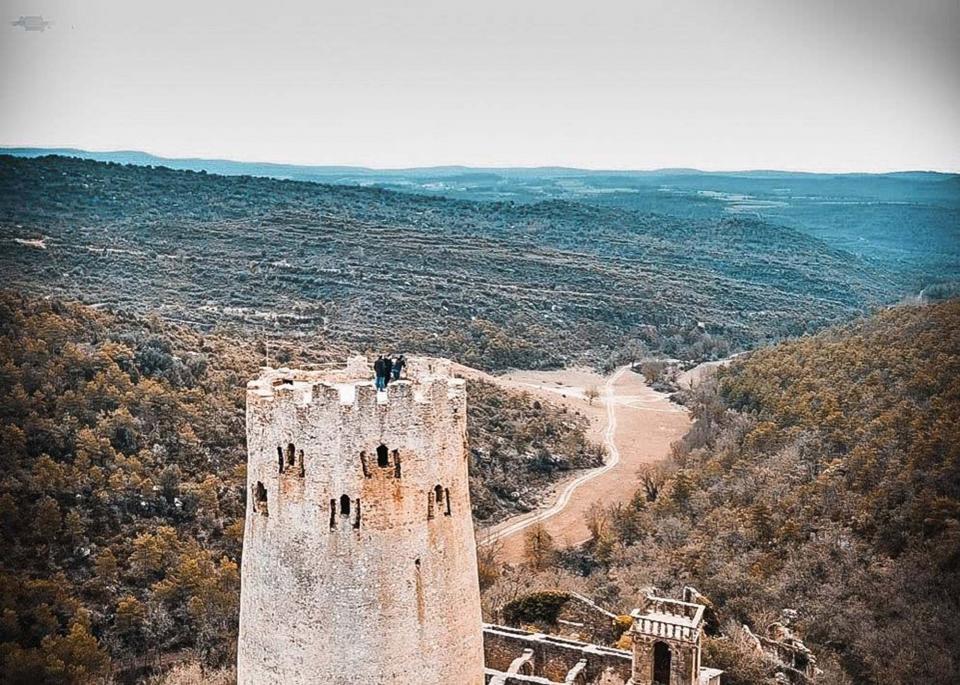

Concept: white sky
[[1, 0, 958, 171]]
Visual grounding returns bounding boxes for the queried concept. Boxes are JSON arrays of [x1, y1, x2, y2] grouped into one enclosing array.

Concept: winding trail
[[474, 364, 691, 564], [479, 366, 628, 546]]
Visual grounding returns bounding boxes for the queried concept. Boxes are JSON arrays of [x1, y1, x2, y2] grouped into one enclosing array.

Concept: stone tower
[[237, 356, 485, 685], [629, 593, 706, 685]]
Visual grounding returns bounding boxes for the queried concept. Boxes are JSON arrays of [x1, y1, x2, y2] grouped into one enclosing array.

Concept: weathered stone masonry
[[483, 623, 633, 684], [237, 356, 485, 685]]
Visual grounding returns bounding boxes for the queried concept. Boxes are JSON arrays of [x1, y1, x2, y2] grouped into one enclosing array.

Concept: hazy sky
[[1, 0, 958, 171]]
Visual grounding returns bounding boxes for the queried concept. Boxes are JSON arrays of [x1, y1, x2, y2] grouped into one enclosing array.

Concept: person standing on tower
[[392, 354, 406, 381], [383, 355, 394, 387], [374, 355, 386, 391]]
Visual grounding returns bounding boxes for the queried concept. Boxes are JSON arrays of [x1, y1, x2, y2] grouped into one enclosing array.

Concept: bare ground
[[459, 363, 691, 565]]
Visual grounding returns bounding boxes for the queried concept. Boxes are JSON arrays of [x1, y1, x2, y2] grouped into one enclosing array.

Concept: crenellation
[[247, 355, 463, 404]]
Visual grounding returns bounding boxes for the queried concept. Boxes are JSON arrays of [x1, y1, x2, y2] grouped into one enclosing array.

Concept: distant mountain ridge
[[0, 154, 910, 370], [2, 146, 956, 179], [5, 147, 957, 286]]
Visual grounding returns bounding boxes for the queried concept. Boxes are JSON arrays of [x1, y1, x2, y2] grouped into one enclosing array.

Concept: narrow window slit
[[377, 444, 389, 467], [353, 499, 361, 529], [277, 446, 284, 473], [298, 449, 305, 477], [286, 443, 296, 467], [360, 451, 370, 478], [254, 482, 268, 516], [427, 491, 435, 519], [329, 499, 336, 529], [340, 494, 351, 516], [393, 449, 401, 478], [444, 488, 452, 516]]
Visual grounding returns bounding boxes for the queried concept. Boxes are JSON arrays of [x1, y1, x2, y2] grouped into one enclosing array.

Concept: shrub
[[502, 591, 571, 627]]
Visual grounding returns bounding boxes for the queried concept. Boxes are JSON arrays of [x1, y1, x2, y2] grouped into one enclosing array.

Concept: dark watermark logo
[[11, 16, 52, 32]]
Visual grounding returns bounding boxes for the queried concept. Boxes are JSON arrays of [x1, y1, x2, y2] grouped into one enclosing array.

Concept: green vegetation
[[0, 292, 597, 680], [547, 301, 960, 683], [0, 155, 902, 370], [8, 147, 958, 285], [502, 590, 572, 627], [468, 379, 603, 522], [0, 293, 255, 682]]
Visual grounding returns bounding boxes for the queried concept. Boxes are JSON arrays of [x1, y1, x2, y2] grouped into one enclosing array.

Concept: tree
[[34, 496, 62, 542], [749, 502, 775, 544], [641, 360, 667, 384], [523, 523, 556, 570], [669, 471, 693, 507], [637, 464, 666, 502], [115, 595, 148, 646], [39, 619, 111, 683], [475, 538, 502, 591], [701, 625, 769, 685], [585, 500, 609, 542], [64, 510, 86, 546], [585, 385, 601, 406]]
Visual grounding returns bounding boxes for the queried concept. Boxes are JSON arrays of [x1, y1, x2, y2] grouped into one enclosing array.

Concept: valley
[[473, 364, 691, 564], [0, 154, 913, 371], [1, 154, 958, 684]]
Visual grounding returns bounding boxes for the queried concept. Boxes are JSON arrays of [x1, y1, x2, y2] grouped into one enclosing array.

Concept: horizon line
[[2, 144, 958, 177]]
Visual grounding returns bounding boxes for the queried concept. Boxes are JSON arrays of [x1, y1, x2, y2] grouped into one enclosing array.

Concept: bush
[[502, 591, 571, 627]]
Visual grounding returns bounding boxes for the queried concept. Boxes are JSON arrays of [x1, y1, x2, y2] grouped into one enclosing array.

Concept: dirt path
[[468, 364, 691, 564]]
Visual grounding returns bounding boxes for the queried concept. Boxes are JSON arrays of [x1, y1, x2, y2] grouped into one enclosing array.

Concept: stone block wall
[[484, 624, 632, 685], [555, 593, 619, 643]]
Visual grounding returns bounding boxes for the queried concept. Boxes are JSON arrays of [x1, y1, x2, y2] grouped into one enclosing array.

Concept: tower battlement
[[238, 356, 484, 685], [247, 355, 465, 415]]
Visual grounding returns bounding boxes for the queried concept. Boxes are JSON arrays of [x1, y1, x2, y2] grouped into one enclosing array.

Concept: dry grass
[[149, 661, 236, 685]]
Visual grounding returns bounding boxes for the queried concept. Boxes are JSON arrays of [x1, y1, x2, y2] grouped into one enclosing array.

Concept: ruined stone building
[[745, 617, 817, 684], [238, 357, 723, 685]]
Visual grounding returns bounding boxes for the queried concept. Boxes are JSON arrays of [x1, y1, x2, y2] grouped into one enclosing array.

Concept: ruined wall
[[485, 672, 557, 685], [237, 357, 484, 685], [483, 624, 632, 684], [554, 593, 619, 643]]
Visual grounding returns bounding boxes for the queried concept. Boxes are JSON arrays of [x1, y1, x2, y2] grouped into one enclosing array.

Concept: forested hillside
[[0, 155, 901, 370], [8, 148, 957, 283], [541, 301, 959, 683], [0, 293, 597, 681]]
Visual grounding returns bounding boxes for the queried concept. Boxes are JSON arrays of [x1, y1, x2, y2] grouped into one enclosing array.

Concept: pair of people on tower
[[374, 354, 406, 390]]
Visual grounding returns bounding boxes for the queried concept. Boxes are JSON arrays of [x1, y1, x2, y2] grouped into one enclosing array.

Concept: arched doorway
[[653, 641, 671, 685]]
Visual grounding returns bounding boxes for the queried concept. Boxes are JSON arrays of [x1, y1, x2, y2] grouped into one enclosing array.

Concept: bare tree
[[585, 500, 609, 542], [585, 385, 601, 406], [475, 535, 503, 591], [637, 464, 666, 502], [523, 523, 556, 570]]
